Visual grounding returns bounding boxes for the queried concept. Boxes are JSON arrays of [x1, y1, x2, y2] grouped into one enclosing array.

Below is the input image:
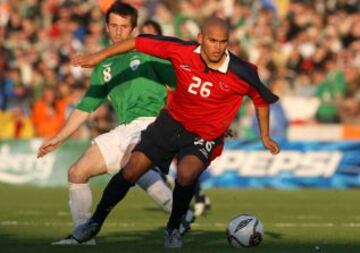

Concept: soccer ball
[[226, 214, 264, 248]]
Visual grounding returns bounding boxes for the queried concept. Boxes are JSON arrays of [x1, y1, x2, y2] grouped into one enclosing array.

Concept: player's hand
[[37, 136, 63, 158], [71, 53, 103, 68], [261, 137, 280, 155], [224, 129, 234, 138]]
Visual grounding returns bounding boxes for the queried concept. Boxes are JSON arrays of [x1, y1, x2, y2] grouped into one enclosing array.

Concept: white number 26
[[188, 76, 213, 98]]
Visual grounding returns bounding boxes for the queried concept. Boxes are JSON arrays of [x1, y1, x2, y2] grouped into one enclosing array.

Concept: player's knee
[[121, 166, 141, 184], [122, 154, 151, 183], [68, 164, 88, 183], [177, 170, 198, 186]]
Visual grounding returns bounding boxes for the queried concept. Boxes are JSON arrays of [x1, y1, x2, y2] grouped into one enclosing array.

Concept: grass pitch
[[0, 184, 360, 253]]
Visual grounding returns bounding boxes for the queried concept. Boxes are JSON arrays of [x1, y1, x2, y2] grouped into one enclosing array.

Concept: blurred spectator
[[31, 85, 66, 137], [140, 19, 163, 35], [0, 49, 14, 111], [339, 97, 360, 124], [339, 66, 360, 123], [153, 1, 176, 35], [315, 56, 347, 123], [0, 101, 34, 139]]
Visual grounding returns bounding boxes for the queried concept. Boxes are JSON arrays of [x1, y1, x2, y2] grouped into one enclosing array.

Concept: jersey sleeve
[[230, 54, 279, 105], [248, 68, 274, 107], [150, 57, 176, 88], [135, 34, 183, 61], [250, 69, 278, 105], [76, 67, 108, 112], [247, 85, 270, 108]]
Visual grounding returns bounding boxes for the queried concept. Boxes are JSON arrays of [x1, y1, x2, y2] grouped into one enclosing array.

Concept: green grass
[[1, 184, 360, 253]]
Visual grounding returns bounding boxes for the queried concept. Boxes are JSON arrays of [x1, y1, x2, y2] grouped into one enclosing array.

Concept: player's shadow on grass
[[142, 207, 165, 213], [101, 228, 241, 252], [98, 228, 360, 253], [264, 231, 283, 239], [2, 229, 360, 253]]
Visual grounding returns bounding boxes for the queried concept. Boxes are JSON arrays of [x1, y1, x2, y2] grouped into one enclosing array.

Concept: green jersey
[[76, 51, 175, 124]]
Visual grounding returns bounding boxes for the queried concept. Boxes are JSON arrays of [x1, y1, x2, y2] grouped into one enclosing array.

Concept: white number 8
[[103, 66, 112, 82]]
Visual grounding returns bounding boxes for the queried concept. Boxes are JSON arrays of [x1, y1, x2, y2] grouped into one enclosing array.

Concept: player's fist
[[261, 137, 280, 155], [37, 136, 63, 158]]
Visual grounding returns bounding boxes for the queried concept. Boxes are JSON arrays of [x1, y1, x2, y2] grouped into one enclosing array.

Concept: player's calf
[[137, 169, 173, 213]]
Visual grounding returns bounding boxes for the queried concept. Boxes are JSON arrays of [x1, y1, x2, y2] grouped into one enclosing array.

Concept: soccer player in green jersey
[[37, 1, 179, 245]]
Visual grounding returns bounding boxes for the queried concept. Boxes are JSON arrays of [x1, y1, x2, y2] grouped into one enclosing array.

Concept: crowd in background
[[0, 0, 359, 140]]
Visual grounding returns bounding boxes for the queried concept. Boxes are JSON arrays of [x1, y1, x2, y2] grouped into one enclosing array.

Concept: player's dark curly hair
[[105, 1, 138, 29]]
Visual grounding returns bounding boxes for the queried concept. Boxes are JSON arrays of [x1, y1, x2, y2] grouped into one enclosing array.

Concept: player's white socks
[[146, 180, 173, 213], [69, 183, 93, 229]]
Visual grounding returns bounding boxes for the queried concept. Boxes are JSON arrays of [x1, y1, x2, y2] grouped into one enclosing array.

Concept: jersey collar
[[193, 46, 230, 73]]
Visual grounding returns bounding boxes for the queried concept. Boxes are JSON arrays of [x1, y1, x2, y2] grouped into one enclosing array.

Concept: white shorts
[[93, 117, 155, 175]]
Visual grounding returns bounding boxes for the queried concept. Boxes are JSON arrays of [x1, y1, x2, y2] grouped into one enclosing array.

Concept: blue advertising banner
[[1, 139, 360, 188], [204, 140, 360, 189]]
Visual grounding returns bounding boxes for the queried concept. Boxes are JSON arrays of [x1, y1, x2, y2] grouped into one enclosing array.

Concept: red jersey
[[135, 35, 278, 140]]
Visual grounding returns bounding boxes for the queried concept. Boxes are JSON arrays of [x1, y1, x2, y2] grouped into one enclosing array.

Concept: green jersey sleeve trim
[[149, 57, 176, 88]]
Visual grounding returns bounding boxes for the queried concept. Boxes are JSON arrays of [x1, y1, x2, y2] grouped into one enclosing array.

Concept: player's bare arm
[[37, 109, 90, 158], [71, 38, 136, 68], [255, 106, 280, 155]]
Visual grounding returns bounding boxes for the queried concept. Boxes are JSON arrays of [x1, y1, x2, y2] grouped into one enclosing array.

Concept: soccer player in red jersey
[[71, 17, 280, 248]]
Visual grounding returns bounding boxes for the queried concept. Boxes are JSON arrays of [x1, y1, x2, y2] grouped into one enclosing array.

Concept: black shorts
[[134, 109, 224, 173]]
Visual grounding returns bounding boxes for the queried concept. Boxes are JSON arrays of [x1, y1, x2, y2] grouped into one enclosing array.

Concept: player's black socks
[[92, 171, 134, 225], [167, 180, 196, 230], [194, 181, 203, 202]]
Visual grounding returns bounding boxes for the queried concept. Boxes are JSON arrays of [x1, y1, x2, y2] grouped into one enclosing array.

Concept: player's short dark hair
[[142, 19, 163, 36], [105, 1, 138, 29], [200, 17, 230, 35]]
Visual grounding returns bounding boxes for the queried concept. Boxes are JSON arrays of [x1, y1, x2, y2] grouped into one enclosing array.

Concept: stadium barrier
[[0, 139, 110, 186], [0, 139, 359, 188], [288, 124, 360, 141], [206, 140, 360, 189]]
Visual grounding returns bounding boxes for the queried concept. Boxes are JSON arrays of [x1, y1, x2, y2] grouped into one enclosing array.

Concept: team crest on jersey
[[219, 82, 230, 92], [129, 58, 141, 71]]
